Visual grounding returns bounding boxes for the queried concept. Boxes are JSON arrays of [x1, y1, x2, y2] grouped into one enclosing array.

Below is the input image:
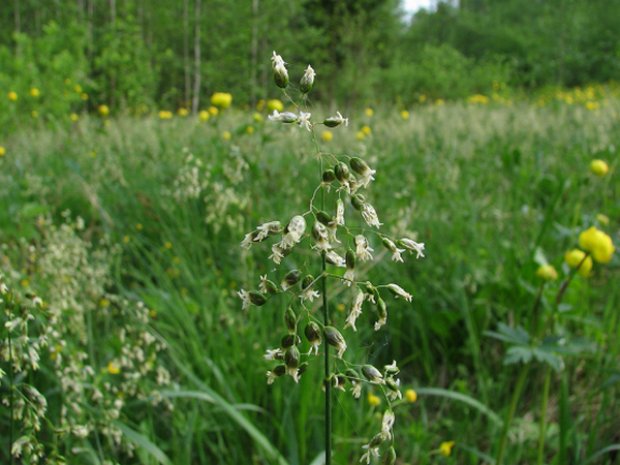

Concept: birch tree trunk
[[192, 0, 202, 114], [183, 0, 191, 107]]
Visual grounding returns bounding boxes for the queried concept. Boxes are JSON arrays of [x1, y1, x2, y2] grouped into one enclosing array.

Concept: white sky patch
[[402, 0, 436, 13]]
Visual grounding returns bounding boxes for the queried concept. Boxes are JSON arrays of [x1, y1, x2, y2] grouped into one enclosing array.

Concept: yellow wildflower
[[435, 99, 445, 106], [8, 91, 18, 101], [439, 441, 455, 457], [578, 227, 615, 264], [246, 125, 255, 135], [99, 298, 110, 308], [164, 241, 173, 250], [70, 113, 79, 122], [356, 131, 366, 141], [405, 389, 417, 403], [199, 110, 210, 121], [74, 84, 82, 93], [400, 110, 410, 120], [30, 87, 40, 98], [585, 101, 599, 111], [81, 92, 89, 101], [321, 130, 333, 142], [177, 107, 189, 117], [364, 107, 374, 117], [367, 393, 381, 407], [135, 223, 143, 231], [536, 264, 558, 281], [107, 361, 121, 375], [158, 110, 173, 120], [31, 110, 39, 118], [361, 125, 372, 136], [564, 249, 593, 277], [98, 104, 110, 117], [590, 159, 609, 177], [0, 146, 5, 157], [267, 99, 284, 112], [208, 106, 219, 116], [210, 92, 233, 109], [222, 131, 231, 141]]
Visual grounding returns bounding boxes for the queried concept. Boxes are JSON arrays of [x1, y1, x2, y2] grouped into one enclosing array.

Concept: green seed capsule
[[283, 270, 301, 288], [346, 249, 356, 269], [304, 321, 321, 343], [351, 194, 365, 211], [322, 169, 336, 183], [349, 157, 369, 175], [334, 162, 350, 182], [302, 275, 314, 289], [362, 364, 383, 382], [284, 307, 297, 333], [273, 365, 286, 377], [316, 211, 333, 226], [249, 291, 267, 306], [345, 368, 360, 380], [377, 298, 387, 320], [281, 334, 300, 348], [324, 326, 344, 347], [284, 346, 300, 369]]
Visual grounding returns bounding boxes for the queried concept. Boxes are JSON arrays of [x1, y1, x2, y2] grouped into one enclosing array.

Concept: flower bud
[[300, 65, 315, 94], [334, 162, 350, 182], [249, 291, 267, 306], [284, 307, 297, 333], [271, 51, 289, 88], [262, 279, 279, 295], [284, 345, 300, 369], [322, 169, 336, 183], [281, 269, 302, 290], [377, 297, 387, 320]]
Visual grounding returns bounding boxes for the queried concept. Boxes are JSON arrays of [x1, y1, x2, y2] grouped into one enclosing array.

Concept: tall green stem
[[319, 158, 332, 465], [8, 323, 14, 465], [537, 367, 552, 465], [496, 364, 529, 465]]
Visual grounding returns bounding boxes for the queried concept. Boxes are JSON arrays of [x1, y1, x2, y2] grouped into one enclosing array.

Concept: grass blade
[[416, 387, 503, 427]]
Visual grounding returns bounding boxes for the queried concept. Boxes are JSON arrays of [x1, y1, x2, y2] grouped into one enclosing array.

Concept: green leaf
[[583, 444, 620, 465], [532, 348, 564, 372], [415, 387, 503, 427], [486, 323, 530, 346], [504, 346, 534, 365], [115, 422, 172, 465]]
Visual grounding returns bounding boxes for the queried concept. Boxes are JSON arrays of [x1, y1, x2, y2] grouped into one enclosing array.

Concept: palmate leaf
[[485, 323, 530, 346], [504, 346, 534, 365]]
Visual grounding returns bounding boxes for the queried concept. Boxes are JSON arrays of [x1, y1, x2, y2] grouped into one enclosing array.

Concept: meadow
[[1, 93, 619, 465]]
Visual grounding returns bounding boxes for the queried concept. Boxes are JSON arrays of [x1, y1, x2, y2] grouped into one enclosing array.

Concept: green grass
[[0, 100, 618, 465]]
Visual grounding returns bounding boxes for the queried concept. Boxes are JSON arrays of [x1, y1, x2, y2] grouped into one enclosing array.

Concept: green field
[[1, 96, 618, 464]]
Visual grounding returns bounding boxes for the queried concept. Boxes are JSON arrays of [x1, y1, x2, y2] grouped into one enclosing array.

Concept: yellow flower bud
[[578, 227, 615, 264], [267, 99, 284, 112], [199, 110, 210, 121], [590, 159, 609, 177], [98, 104, 110, 117], [177, 107, 189, 117], [0, 146, 6, 157], [564, 249, 593, 277], [222, 131, 231, 141], [107, 361, 121, 375], [367, 393, 381, 407], [405, 388, 417, 403], [364, 107, 374, 117], [321, 130, 333, 142], [30, 87, 40, 98], [210, 92, 233, 109], [536, 264, 558, 281], [400, 110, 410, 120], [7, 91, 18, 101], [439, 441, 455, 457]]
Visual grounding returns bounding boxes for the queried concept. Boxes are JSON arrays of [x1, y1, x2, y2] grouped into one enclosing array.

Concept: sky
[[402, 0, 436, 14]]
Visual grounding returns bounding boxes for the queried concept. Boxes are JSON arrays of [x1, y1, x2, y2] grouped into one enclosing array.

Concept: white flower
[[361, 202, 382, 229], [325, 250, 346, 267], [345, 290, 365, 331], [240, 232, 255, 249], [301, 287, 320, 302], [237, 289, 252, 310], [355, 235, 374, 261], [271, 50, 286, 71], [336, 198, 345, 225], [269, 244, 284, 264], [298, 111, 312, 131], [268, 110, 297, 123], [300, 65, 315, 93], [374, 314, 386, 331], [312, 222, 331, 252], [255, 221, 281, 241], [325, 111, 349, 127], [284, 215, 306, 244], [266, 370, 277, 385], [263, 348, 283, 361], [351, 382, 362, 399], [343, 267, 355, 286], [387, 283, 413, 302], [381, 410, 395, 439], [400, 238, 425, 258], [287, 367, 301, 383], [383, 238, 405, 262]]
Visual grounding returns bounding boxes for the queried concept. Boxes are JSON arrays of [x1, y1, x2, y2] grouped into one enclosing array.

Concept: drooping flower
[[386, 283, 412, 302], [382, 237, 404, 262], [271, 51, 289, 88], [324, 111, 349, 128], [355, 235, 374, 262], [350, 157, 376, 188], [399, 238, 425, 258], [300, 65, 316, 94], [268, 110, 298, 123], [325, 326, 347, 358], [345, 289, 365, 331], [298, 111, 312, 131]]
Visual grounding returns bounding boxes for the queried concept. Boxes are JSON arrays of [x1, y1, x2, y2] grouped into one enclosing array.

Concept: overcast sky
[[402, 0, 436, 13]]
